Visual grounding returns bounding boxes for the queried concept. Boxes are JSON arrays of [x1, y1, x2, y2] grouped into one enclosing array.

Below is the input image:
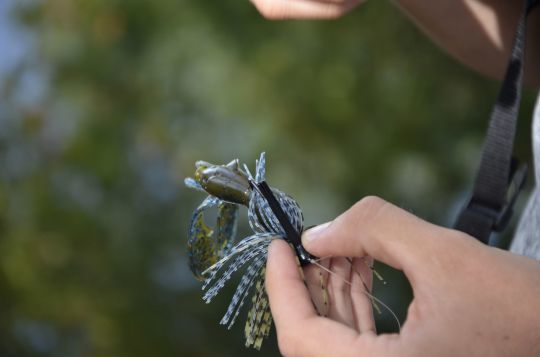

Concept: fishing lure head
[[194, 159, 251, 206]]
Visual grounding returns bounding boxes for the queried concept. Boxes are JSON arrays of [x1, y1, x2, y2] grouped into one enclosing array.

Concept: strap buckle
[[456, 161, 528, 243]]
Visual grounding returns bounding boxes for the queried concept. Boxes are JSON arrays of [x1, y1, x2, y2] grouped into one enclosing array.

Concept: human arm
[[251, 0, 540, 86], [394, 0, 540, 86], [266, 196, 540, 356]]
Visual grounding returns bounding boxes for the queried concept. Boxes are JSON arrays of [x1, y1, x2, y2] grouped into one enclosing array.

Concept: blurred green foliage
[[0, 0, 537, 356]]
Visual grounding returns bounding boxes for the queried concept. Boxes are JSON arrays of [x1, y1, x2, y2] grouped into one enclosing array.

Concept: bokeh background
[[0, 0, 537, 356]]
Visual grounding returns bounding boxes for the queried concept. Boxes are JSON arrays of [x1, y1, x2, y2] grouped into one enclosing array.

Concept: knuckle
[[350, 196, 388, 220]]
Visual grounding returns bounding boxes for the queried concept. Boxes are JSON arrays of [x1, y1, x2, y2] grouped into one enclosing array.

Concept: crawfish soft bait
[[185, 152, 304, 349]]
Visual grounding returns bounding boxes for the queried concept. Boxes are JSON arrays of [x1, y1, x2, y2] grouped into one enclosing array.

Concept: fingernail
[[302, 222, 331, 243]]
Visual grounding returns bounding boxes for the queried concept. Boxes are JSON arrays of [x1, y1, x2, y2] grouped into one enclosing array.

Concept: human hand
[[266, 196, 540, 356], [250, 0, 365, 20]]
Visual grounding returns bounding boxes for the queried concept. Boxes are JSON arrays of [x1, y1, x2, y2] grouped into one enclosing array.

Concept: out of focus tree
[[0, 0, 536, 356]]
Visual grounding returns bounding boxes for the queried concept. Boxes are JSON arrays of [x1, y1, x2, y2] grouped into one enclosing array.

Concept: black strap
[[454, 0, 538, 244]]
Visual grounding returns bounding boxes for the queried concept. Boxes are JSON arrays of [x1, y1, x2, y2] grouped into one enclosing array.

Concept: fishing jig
[[185, 152, 305, 349], [184, 152, 398, 349]]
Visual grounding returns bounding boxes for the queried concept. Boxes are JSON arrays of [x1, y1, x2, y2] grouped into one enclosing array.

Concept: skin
[[252, 1, 540, 355], [267, 197, 540, 356], [250, 0, 540, 86]]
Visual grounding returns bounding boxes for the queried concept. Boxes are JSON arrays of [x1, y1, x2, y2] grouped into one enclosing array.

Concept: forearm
[[394, 0, 540, 86]]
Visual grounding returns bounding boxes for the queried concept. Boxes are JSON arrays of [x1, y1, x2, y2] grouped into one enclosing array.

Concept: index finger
[[302, 196, 476, 281]]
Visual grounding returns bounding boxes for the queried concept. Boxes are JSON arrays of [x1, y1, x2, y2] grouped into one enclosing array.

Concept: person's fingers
[[251, 0, 364, 20], [301, 196, 469, 279], [361, 256, 374, 291], [325, 257, 356, 328], [277, 316, 398, 357], [350, 257, 376, 333], [266, 240, 319, 330], [304, 257, 375, 332], [267, 240, 400, 356], [303, 258, 330, 316]]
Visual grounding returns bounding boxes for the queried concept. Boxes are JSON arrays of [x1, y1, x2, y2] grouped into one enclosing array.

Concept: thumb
[[302, 196, 458, 278]]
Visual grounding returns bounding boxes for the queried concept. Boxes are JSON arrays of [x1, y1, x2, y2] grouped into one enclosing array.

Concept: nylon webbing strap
[[454, 0, 538, 244]]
